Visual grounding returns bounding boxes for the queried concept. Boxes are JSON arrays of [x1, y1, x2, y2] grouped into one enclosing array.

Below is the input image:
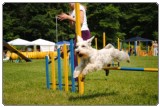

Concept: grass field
[[3, 56, 158, 105]]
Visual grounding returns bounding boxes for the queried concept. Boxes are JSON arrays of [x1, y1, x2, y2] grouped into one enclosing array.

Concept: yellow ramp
[[3, 40, 32, 62]]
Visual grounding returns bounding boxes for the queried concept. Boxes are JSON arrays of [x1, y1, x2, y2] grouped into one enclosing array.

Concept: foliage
[[118, 3, 158, 40], [3, 3, 158, 47]]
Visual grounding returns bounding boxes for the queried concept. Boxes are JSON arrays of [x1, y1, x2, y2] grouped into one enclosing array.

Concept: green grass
[[3, 56, 158, 105]]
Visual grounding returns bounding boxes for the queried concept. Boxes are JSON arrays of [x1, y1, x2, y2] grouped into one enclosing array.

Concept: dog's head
[[75, 36, 95, 59]]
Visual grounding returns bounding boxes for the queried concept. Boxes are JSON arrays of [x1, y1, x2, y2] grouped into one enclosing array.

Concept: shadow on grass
[[68, 75, 109, 81], [68, 91, 118, 101]]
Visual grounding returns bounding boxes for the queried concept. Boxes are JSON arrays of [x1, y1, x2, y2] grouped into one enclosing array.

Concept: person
[[129, 46, 133, 56], [153, 41, 158, 56], [58, 3, 91, 67]]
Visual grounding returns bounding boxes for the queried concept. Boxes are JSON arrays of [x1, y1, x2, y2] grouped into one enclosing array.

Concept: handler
[[58, 3, 91, 67]]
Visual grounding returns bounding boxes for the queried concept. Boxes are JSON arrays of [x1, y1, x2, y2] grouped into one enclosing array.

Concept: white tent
[[31, 39, 55, 52], [8, 38, 32, 46]]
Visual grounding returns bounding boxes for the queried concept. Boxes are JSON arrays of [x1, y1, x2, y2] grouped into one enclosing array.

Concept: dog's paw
[[127, 59, 130, 63], [73, 70, 80, 78], [82, 70, 88, 76]]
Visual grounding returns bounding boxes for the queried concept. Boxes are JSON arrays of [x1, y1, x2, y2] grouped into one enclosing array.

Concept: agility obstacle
[[45, 39, 77, 92], [103, 67, 158, 72], [75, 3, 84, 95], [45, 39, 158, 94], [45, 3, 84, 94]]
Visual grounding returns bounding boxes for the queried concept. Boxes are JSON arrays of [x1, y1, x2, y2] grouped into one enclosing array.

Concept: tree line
[[3, 3, 158, 48]]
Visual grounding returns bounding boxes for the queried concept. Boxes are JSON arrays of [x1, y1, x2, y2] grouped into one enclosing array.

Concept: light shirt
[[70, 5, 89, 31]]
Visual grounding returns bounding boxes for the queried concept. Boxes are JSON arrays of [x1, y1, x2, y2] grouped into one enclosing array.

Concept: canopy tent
[[31, 39, 55, 52], [124, 36, 152, 42], [56, 41, 70, 46], [123, 36, 153, 56], [8, 38, 32, 46]]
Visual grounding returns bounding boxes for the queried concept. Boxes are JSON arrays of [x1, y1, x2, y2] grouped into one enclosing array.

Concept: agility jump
[[45, 36, 158, 94], [45, 3, 158, 95], [103, 67, 158, 72], [45, 31, 158, 95], [45, 39, 77, 92], [45, 3, 84, 94]]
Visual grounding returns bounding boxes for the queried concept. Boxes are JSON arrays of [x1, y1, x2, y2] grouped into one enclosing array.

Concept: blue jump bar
[[120, 67, 144, 71], [45, 56, 50, 89], [57, 48, 62, 90]]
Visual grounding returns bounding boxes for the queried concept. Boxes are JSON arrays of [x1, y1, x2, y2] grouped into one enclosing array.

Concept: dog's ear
[[87, 36, 95, 45], [77, 36, 83, 42]]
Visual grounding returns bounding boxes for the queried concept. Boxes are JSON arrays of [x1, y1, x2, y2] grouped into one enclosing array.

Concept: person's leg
[[155, 49, 156, 56], [74, 39, 78, 68], [81, 30, 91, 40], [155, 48, 158, 56]]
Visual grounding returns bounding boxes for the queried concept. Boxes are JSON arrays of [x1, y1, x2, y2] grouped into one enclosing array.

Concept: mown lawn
[[3, 56, 158, 105]]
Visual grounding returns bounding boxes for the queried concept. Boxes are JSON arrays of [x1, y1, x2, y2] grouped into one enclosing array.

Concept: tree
[[87, 4, 123, 48], [3, 3, 158, 45], [3, 3, 72, 42], [118, 3, 158, 40]]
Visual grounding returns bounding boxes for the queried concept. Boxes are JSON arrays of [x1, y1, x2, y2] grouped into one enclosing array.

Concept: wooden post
[[51, 53, 56, 90], [95, 38, 97, 49], [103, 32, 106, 48], [75, 3, 81, 37], [57, 48, 62, 90], [45, 56, 50, 89], [118, 38, 120, 50], [129, 42, 130, 51], [75, 3, 84, 95], [70, 39, 76, 92], [63, 44, 69, 92]]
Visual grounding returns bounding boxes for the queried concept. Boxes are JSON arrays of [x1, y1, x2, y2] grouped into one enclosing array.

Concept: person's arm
[[58, 10, 84, 24]]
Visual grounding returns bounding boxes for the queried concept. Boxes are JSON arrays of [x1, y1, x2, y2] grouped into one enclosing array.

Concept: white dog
[[73, 36, 130, 78]]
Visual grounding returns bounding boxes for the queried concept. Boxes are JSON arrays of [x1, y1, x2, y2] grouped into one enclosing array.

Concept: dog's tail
[[104, 43, 115, 49]]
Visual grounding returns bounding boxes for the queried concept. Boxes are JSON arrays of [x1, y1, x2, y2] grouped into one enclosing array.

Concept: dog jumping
[[73, 36, 130, 78]]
